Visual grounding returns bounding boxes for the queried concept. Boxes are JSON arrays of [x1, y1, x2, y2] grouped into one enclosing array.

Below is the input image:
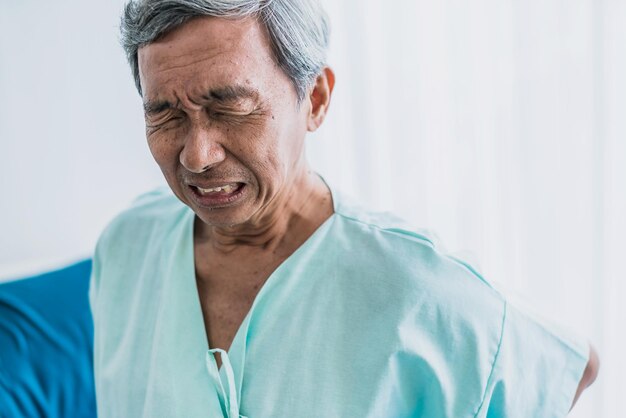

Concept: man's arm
[[570, 344, 600, 411]]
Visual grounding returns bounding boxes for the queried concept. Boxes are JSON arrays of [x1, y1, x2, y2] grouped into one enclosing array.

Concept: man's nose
[[179, 123, 226, 173]]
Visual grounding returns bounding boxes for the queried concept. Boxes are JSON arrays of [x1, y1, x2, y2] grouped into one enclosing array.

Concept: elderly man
[[89, 1, 598, 417]]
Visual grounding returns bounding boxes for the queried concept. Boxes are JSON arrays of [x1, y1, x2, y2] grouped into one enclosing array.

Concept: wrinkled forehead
[[137, 16, 278, 100]]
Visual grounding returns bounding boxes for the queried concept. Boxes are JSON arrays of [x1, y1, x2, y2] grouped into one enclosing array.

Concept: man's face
[[138, 17, 310, 228]]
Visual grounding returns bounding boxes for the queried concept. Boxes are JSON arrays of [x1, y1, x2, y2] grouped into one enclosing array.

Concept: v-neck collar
[[180, 175, 340, 412]]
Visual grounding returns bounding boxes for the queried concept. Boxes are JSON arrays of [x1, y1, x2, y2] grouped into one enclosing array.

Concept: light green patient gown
[[89, 184, 589, 418]]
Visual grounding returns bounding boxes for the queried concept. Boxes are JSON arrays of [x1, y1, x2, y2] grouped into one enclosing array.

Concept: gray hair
[[120, 0, 330, 102]]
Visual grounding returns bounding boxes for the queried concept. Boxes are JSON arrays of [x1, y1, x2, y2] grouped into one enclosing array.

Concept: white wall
[[0, 0, 163, 278]]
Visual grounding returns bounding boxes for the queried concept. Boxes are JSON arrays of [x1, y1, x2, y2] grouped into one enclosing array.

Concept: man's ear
[[306, 67, 335, 132]]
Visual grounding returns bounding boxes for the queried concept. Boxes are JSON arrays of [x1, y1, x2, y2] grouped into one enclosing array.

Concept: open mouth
[[195, 183, 241, 195], [189, 182, 246, 206]]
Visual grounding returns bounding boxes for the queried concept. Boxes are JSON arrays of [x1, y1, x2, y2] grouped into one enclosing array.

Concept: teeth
[[197, 184, 237, 195]]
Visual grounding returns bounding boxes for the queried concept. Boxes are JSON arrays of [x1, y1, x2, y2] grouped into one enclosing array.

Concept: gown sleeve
[[475, 301, 590, 418]]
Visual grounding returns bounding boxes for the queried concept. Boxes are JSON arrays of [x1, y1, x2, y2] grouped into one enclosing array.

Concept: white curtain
[[310, 1, 625, 417]]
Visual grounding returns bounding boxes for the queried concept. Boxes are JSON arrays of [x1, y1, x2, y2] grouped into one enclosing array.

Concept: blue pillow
[[0, 259, 96, 418]]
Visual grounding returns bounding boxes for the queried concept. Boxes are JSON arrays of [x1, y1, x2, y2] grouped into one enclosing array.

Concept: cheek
[[228, 120, 276, 163], [254, 126, 288, 170], [259, 149, 283, 177], [258, 138, 298, 191], [147, 133, 179, 171]]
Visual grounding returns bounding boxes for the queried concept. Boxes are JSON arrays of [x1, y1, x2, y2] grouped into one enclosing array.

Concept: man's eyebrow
[[143, 86, 258, 114], [143, 100, 171, 115], [204, 85, 259, 102]]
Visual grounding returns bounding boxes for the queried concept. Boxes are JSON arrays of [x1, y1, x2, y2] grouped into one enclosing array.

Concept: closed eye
[[209, 107, 254, 117], [208, 109, 258, 124], [146, 111, 185, 129]]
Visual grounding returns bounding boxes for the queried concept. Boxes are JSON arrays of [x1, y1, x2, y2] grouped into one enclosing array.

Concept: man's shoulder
[[124, 186, 186, 219], [96, 186, 188, 250], [331, 189, 502, 303], [333, 190, 473, 267], [333, 192, 439, 249]]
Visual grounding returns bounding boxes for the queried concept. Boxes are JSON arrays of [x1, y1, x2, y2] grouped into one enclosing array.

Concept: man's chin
[[191, 198, 259, 233], [194, 210, 252, 230]]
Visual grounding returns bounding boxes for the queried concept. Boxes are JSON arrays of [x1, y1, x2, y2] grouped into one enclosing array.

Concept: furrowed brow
[[204, 85, 259, 103], [143, 100, 171, 115]]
